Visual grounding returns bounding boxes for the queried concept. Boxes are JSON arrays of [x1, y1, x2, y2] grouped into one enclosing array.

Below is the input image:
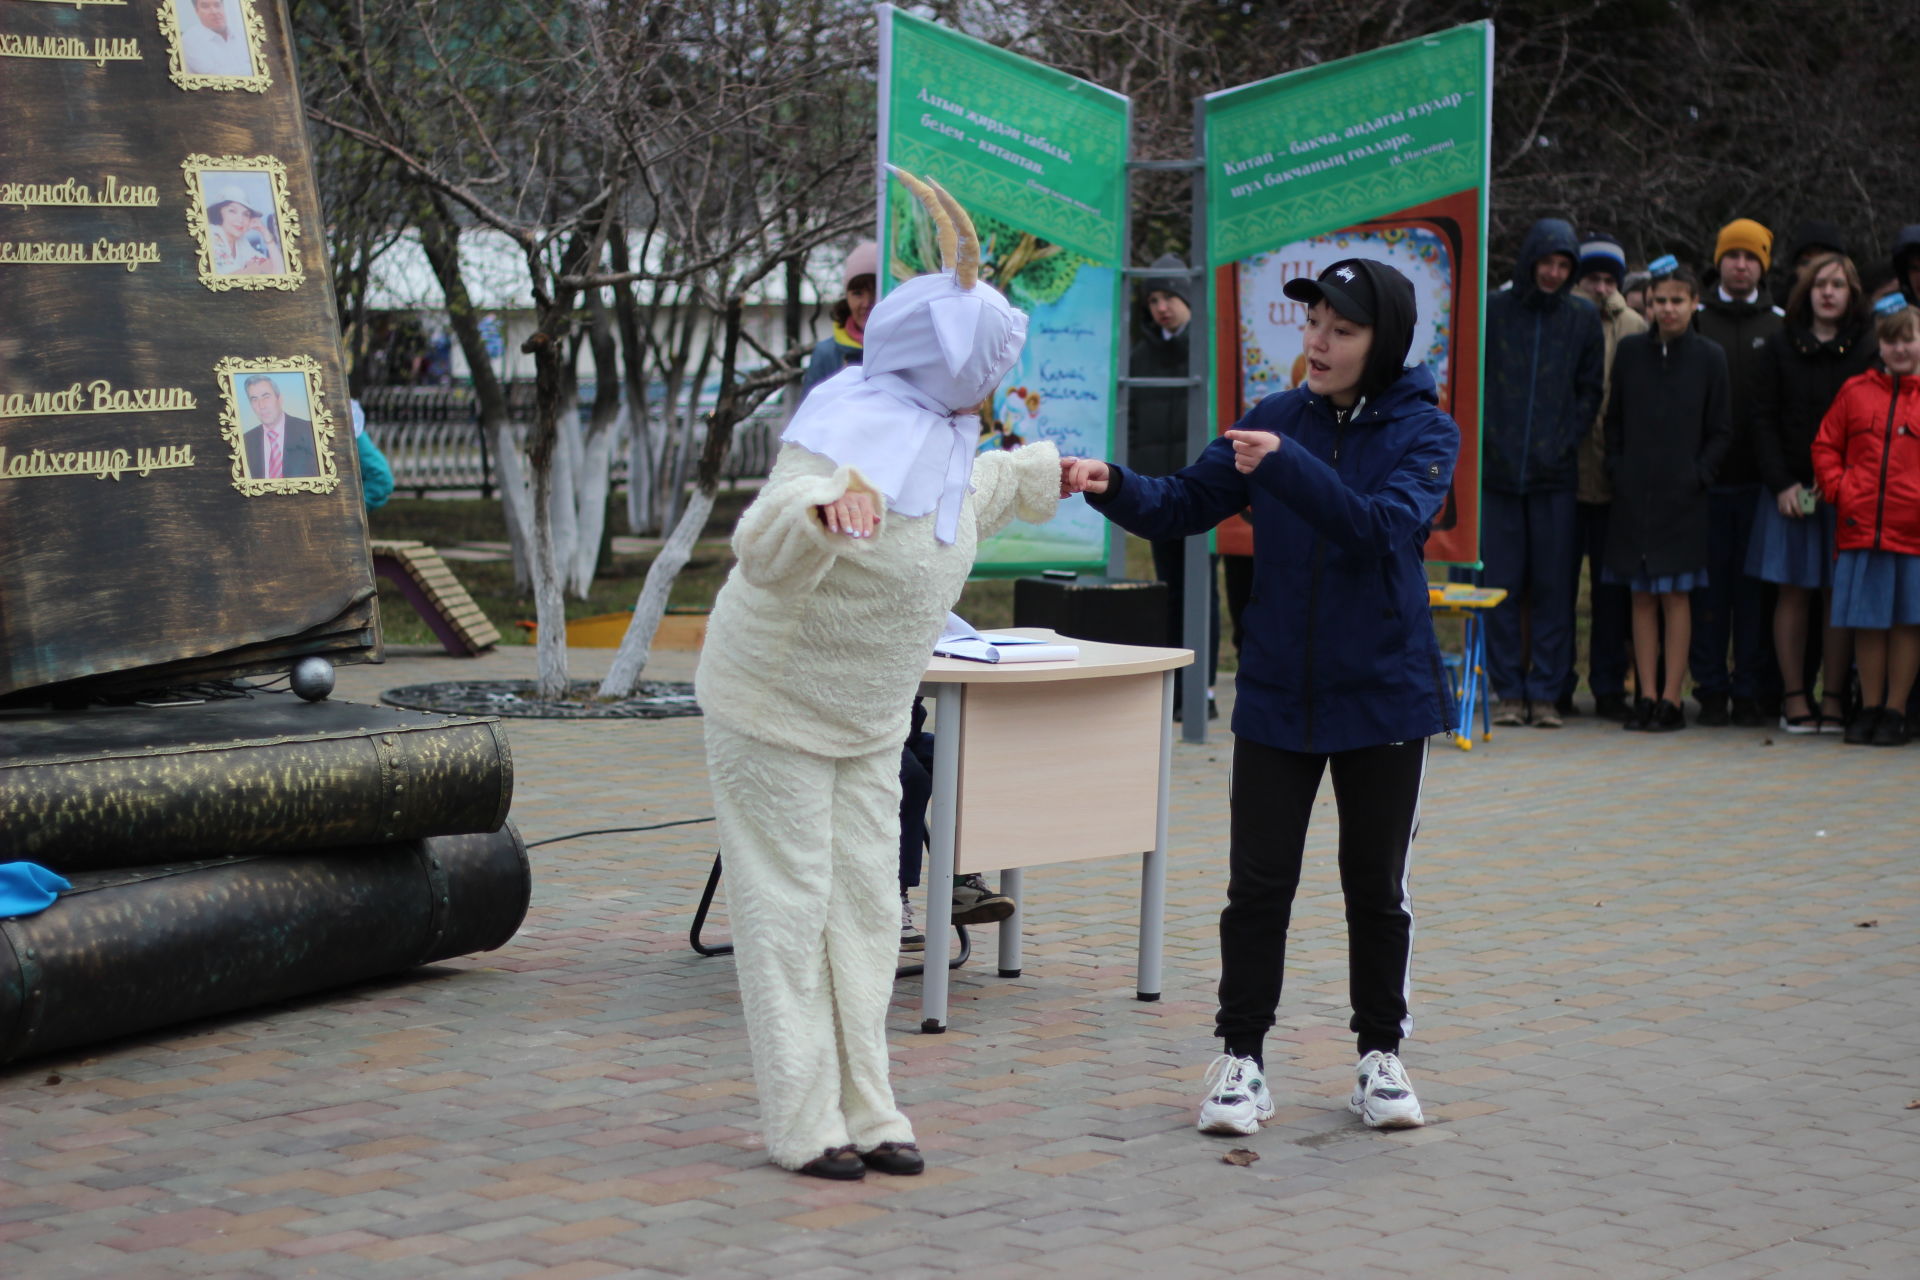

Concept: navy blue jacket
[[1481, 219, 1605, 494], [1090, 365, 1459, 753]]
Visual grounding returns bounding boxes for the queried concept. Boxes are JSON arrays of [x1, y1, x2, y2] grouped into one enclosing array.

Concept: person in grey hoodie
[[1478, 218, 1605, 726]]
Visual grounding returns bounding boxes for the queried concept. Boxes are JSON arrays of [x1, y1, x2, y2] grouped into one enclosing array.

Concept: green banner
[[1202, 24, 1492, 566], [1204, 24, 1491, 267], [878, 6, 1129, 574]]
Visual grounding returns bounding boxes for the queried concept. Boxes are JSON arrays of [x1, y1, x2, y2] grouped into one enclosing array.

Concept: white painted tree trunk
[[625, 400, 655, 534], [570, 404, 622, 595], [494, 421, 535, 590], [597, 485, 714, 699], [529, 453, 570, 700], [547, 398, 583, 597]]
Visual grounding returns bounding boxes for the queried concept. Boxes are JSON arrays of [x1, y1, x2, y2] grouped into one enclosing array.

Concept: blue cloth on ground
[[0, 862, 71, 918]]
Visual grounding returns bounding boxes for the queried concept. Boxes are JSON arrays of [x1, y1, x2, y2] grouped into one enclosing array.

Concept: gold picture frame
[[216, 356, 339, 496], [183, 155, 304, 292], [157, 0, 270, 92]]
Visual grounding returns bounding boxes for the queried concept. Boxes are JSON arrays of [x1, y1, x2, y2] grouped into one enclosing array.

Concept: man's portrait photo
[[184, 157, 303, 291], [160, 0, 269, 92], [216, 358, 339, 496]]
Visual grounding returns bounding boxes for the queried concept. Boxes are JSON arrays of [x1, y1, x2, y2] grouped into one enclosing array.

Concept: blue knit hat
[[1577, 235, 1629, 285]]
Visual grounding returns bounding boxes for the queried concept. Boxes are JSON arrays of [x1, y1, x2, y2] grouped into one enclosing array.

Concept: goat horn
[[924, 176, 981, 289], [886, 165, 955, 273]]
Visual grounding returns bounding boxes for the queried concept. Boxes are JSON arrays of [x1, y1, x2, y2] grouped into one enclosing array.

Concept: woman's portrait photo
[[183, 156, 305, 292], [215, 356, 339, 497], [158, 0, 270, 92]]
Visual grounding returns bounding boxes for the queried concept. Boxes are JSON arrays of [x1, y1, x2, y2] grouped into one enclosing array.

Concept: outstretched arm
[[729, 446, 885, 593], [971, 441, 1062, 537], [1063, 436, 1251, 541], [1246, 414, 1459, 556]]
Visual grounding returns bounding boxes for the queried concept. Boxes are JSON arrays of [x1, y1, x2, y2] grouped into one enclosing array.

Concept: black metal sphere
[[290, 656, 335, 702]]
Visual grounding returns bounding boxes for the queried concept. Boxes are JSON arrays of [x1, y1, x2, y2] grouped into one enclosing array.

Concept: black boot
[[858, 1142, 926, 1175], [797, 1145, 866, 1180]]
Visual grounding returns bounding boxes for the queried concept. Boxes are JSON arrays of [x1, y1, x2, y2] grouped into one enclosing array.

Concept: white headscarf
[[783, 269, 1027, 544]]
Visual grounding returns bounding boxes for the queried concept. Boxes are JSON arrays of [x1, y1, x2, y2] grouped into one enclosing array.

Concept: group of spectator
[[1479, 215, 1920, 744], [1127, 220, 1920, 748]]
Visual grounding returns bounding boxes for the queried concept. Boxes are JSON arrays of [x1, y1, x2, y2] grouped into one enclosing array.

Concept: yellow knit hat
[[1714, 219, 1773, 271]]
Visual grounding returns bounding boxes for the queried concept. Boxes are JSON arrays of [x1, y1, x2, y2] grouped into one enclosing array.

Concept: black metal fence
[[360, 384, 780, 497]]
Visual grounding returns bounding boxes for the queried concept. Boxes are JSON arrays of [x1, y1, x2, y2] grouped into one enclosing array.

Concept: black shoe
[[1729, 697, 1763, 727], [1554, 694, 1578, 718], [1622, 697, 1654, 731], [1871, 709, 1909, 747], [1594, 692, 1632, 722], [1845, 707, 1882, 746], [858, 1142, 925, 1175], [950, 873, 1015, 925], [1649, 699, 1686, 732], [798, 1145, 866, 1180], [1695, 692, 1730, 726]]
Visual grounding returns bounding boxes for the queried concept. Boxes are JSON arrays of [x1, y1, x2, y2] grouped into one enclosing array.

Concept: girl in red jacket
[[1812, 296, 1920, 745]]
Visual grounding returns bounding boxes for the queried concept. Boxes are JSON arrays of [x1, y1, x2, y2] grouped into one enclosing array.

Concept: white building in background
[[359, 228, 843, 395]]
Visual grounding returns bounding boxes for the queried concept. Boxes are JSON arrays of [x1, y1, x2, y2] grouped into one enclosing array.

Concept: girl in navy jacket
[[1061, 258, 1457, 1138]]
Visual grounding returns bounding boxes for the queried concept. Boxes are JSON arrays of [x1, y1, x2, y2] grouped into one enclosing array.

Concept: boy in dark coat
[[1689, 218, 1783, 724], [1479, 218, 1605, 727]]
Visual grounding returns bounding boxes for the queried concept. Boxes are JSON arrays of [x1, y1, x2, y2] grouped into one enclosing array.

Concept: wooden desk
[[916, 629, 1193, 1032]]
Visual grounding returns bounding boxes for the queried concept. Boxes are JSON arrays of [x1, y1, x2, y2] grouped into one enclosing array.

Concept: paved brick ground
[[4, 643, 1918, 1278]]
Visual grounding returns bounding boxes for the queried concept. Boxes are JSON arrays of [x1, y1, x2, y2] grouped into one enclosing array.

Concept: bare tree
[[938, 0, 1920, 275], [297, 0, 873, 698]]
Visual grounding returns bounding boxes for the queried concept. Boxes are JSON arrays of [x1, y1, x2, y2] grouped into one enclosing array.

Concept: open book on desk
[[933, 613, 1080, 664]]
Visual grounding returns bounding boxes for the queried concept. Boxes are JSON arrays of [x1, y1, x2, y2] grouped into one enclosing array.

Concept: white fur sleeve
[[969, 441, 1061, 538], [729, 448, 883, 593]]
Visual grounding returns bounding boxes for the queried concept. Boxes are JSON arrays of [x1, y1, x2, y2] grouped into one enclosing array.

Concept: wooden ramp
[[369, 540, 501, 656]]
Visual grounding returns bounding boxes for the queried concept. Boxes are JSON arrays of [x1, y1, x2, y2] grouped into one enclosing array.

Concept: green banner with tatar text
[[878, 6, 1130, 574], [1204, 24, 1490, 265]]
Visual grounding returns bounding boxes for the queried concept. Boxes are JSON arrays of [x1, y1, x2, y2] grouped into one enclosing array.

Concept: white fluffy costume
[[696, 171, 1061, 1172]]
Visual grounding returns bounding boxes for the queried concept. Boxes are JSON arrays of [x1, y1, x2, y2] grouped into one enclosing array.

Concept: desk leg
[[1457, 611, 1477, 749], [1138, 670, 1173, 1002], [996, 868, 1022, 977], [921, 681, 961, 1033]]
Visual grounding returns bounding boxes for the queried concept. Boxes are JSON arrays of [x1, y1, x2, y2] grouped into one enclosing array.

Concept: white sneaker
[[1348, 1050, 1425, 1128], [1197, 1053, 1275, 1135]]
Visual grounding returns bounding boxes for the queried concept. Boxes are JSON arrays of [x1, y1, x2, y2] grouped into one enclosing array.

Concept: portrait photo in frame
[[158, 0, 270, 92], [216, 357, 339, 496], [183, 156, 304, 292]]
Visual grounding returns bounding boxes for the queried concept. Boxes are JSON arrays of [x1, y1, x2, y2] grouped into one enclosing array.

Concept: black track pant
[[1215, 736, 1427, 1058]]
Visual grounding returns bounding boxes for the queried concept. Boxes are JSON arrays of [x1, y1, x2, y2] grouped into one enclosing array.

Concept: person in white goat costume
[[695, 168, 1062, 1181]]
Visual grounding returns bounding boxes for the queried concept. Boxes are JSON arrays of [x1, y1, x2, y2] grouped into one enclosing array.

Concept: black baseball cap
[[1283, 259, 1378, 325]]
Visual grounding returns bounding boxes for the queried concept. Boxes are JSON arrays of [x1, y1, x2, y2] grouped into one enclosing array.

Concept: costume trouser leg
[[1215, 737, 1427, 1057], [705, 722, 914, 1169]]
